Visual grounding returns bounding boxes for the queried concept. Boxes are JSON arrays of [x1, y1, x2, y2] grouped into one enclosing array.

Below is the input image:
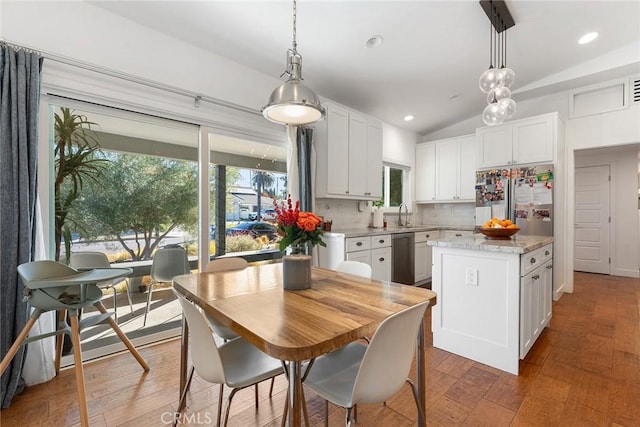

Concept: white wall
[[1, 1, 280, 112], [383, 124, 419, 168], [1, 0, 420, 233]]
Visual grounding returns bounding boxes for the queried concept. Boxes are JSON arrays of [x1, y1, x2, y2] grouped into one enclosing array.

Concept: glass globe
[[479, 67, 498, 93], [487, 86, 511, 104], [499, 98, 517, 119], [482, 102, 507, 125], [499, 67, 515, 88]]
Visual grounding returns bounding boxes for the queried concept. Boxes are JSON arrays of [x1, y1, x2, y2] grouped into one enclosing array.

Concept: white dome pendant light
[[262, 0, 325, 125]]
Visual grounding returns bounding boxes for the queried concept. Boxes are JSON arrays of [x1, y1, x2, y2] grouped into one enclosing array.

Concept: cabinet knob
[[356, 242, 363, 246], [530, 257, 536, 264], [426, 234, 430, 238], [379, 257, 385, 262], [379, 239, 385, 244], [546, 265, 553, 269], [545, 250, 550, 256]]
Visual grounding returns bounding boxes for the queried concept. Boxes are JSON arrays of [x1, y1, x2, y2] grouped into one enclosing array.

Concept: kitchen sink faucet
[[398, 202, 409, 226]]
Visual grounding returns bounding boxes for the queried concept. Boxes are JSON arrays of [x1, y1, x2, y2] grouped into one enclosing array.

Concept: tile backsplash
[[418, 202, 476, 226], [314, 199, 476, 229], [314, 199, 371, 229]]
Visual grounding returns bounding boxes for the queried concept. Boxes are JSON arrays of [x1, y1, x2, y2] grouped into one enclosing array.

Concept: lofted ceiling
[[90, 0, 639, 136]]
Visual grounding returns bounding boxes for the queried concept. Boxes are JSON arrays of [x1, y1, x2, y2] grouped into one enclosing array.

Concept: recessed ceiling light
[[404, 115, 414, 121], [578, 32, 598, 45], [366, 35, 384, 49]]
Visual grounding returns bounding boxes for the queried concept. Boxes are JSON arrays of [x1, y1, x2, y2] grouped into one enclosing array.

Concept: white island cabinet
[[428, 234, 553, 375]]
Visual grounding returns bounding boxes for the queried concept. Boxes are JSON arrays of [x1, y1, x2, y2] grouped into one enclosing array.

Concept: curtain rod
[[0, 38, 261, 117]]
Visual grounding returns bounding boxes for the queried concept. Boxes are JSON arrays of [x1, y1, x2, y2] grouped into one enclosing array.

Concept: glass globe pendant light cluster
[[479, 0, 516, 125]]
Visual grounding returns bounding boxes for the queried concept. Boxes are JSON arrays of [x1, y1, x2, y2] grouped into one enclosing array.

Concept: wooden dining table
[[172, 263, 437, 427]]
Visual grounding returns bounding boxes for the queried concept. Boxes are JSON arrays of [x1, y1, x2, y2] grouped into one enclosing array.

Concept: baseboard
[[611, 268, 640, 278], [553, 282, 566, 301]]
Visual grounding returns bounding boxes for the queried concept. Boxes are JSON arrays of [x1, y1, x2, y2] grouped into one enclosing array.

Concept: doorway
[[574, 165, 610, 274]]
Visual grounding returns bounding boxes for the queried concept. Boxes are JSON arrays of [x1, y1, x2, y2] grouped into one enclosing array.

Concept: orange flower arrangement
[[273, 195, 325, 252]]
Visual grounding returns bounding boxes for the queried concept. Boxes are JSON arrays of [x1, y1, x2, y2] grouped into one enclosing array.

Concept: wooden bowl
[[479, 227, 520, 240]]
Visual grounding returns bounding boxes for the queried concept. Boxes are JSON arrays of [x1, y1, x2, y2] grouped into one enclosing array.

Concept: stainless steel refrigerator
[[475, 165, 554, 237]]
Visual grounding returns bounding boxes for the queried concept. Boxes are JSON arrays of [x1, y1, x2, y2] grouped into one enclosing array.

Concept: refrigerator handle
[[507, 176, 514, 222]]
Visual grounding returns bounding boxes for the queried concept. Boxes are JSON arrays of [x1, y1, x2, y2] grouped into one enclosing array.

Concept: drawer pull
[[530, 257, 536, 264], [546, 265, 553, 269], [379, 257, 385, 262], [379, 239, 385, 244], [532, 274, 540, 280], [356, 242, 363, 247], [455, 233, 462, 237]]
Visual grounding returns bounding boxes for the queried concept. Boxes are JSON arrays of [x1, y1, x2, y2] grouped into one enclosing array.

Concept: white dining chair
[[69, 251, 133, 323], [303, 301, 430, 427], [202, 257, 249, 340], [174, 290, 283, 427], [144, 245, 190, 326], [336, 260, 372, 279], [180, 257, 276, 410]]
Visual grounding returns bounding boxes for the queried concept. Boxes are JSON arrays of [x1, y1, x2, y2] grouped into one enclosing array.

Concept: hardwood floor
[[2, 272, 639, 426]]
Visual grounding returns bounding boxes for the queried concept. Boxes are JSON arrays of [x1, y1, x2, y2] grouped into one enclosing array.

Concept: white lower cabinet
[[346, 249, 371, 265], [520, 250, 553, 358], [441, 230, 473, 238], [345, 235, 391, 281], [414, 230, 439, 283], [371, 247, 392, 282]]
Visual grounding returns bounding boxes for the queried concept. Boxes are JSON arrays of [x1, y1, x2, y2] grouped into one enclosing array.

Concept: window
[[49, 101, 200, 363], [208, 132, 287, 257], [380, 164, 409, 208]]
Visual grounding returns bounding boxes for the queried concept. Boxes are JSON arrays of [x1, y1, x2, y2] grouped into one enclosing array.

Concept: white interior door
[[574, 165, 610, 274]]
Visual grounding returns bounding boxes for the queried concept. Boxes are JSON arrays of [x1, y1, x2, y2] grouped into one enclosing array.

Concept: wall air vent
[[631, 76, 640, 103]]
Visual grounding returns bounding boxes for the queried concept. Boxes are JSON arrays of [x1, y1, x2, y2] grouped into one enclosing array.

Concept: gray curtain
[[0, 44, 43, 408], [296, 127, 313, 212]]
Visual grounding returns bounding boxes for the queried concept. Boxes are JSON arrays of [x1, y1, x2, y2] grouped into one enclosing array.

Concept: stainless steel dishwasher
[[392, 232, 415, 285]]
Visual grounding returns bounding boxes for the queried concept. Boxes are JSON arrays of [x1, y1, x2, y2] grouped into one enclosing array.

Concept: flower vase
[[282, 243, 312, 291]]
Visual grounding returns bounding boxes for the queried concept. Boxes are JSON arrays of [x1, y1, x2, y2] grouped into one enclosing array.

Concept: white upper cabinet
[[477, 113, 560, 169], [365, 119, 383, 198], [435, 138, 458, 200], [315, 103, 383, 200], [416, 134, 477, 203], [458, 135, 477, 200], [415, 142, 436, 202]]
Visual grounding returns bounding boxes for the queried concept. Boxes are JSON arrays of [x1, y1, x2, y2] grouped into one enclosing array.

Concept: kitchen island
[[427, 234, 553, 375]]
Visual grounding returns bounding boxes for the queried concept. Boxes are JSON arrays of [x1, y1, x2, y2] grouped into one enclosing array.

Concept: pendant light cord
[[489, 3, 493, 69], [292, 0, 298, 52]]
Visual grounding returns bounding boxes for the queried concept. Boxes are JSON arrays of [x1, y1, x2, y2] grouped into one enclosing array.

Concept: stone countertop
[[329, 225, 474, 238], [427, 234, 553, 254]]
